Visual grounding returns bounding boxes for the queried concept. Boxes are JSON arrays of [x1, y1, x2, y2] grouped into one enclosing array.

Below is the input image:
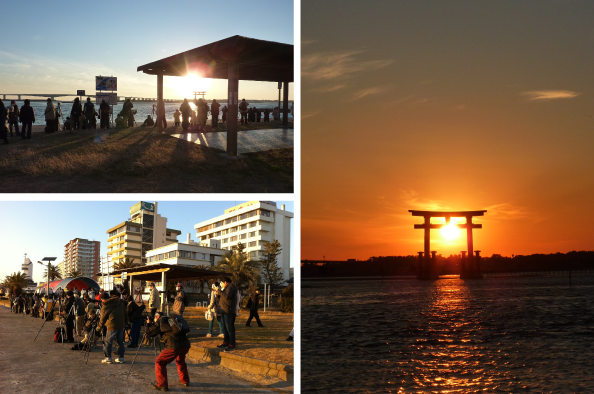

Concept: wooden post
[[460, 251, 467, 278], [227, 61, 239, 156], [282, 81, 289, 125], [157, 74, 163, 132], [417, 252, 424, 279]]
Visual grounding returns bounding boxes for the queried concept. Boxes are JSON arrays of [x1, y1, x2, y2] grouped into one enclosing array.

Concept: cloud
[[302, 51, 392, 80], [400, 190, 449, 212], [521, 90, 580, 101], [351, 86, 393, 101], [483, 203, 529, 220]]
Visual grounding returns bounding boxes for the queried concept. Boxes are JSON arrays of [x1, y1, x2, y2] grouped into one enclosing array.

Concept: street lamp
[[37, 257, 57, 296]]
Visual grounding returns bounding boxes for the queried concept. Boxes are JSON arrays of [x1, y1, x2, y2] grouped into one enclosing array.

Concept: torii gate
[[409, 210, 487, 279]]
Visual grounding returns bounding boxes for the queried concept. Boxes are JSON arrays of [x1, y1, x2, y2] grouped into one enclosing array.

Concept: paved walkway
[[0, 306, 281, 393], [171, 128, 293, 154]]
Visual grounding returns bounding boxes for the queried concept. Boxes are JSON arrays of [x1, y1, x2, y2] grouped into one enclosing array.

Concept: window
[[230, 236, 238, 242], [249, 222, 256, 228], [249, 231, 256, 237], [230, 227, 237, 233], [222, 238, 228, 244], [240, 213, 249, 220], [215, 231, 221, 236], [240, 234, 247, 240], [249, 241, 256, 247], [240, 224, 247, 230]]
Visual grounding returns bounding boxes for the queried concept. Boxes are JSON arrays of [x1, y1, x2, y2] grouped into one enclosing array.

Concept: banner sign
[[96, 76, 117, 91], [77, 90, 85, 96], [96, 93, 118, 105]]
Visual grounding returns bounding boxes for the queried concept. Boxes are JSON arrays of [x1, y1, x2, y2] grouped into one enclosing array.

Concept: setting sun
[[440, 223, 460, 240], [167, 73, 212, 99]]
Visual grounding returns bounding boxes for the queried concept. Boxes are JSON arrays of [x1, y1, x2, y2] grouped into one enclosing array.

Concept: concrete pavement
[[0, 306, 287, 393]]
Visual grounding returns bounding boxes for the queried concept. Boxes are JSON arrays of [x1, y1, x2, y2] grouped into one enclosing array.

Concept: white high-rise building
[[64, 238, 100, 279], [194, 201, 293, 280]]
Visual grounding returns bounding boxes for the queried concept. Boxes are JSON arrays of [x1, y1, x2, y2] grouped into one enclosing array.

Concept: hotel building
[[107, 201, 181, 266], [194, 201, 293, 280], [146, 234, 227, 268], [64, 238, 100, 279]]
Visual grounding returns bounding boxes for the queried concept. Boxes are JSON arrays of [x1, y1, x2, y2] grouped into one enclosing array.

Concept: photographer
[[146, 313, 191, 391], [62, 291, 76, 342], [97, 290, 128, 364]]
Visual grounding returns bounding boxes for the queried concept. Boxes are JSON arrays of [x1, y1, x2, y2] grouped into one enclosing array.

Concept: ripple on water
[[302, 276, 594, 393]]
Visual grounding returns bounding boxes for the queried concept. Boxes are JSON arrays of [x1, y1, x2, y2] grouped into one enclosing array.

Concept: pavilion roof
[[137, 35, 293, 82]]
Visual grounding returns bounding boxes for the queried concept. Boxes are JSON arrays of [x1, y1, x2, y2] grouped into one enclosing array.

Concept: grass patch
[[0, 125, 293, 193]]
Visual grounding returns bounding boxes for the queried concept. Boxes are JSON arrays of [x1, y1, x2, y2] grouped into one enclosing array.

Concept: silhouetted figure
[[100, 99, 110, 129], [70, 97, 82, 130], [239, 99, 249, 125], [8, 100, 19, 137], [211, 99, 220, 127], [19, 99, 35, 139], [180, 99, 191, 130], [221, 105, 228, 124], [142, 115, 155, 127]]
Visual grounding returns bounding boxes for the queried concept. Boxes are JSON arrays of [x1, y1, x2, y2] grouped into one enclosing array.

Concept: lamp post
[[37, 257, 57, 296]]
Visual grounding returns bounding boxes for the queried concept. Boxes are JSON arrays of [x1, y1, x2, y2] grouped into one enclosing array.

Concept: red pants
[[155, 347, 190, 388]]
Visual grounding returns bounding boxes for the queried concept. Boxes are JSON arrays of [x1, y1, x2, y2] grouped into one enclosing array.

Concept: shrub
[[279, 285, 293, 313]]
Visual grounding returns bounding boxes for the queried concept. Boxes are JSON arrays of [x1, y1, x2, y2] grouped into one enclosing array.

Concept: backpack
[[54, 326, 65, 343], [168, 315, 190, 335]]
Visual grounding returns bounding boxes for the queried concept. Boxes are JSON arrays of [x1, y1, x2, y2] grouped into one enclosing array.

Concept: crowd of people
[[6, 275, 285, 391], [0, 96, 115, 144]]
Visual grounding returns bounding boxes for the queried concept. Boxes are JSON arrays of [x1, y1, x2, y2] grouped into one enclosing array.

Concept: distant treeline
[[301, 251, 594, 278]]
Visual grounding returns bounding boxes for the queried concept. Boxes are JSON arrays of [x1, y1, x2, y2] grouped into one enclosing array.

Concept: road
[[0, 306, 282, 393]]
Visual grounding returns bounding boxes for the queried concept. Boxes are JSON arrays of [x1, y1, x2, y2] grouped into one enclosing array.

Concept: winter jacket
[[83, 101, 95, 116], [180, 100, 191, 117], [70, 99, 82, 117], [122, 100, 133, 117], [172, 289, 186, 316], [211, 100, 220, 115], [249, 292, 260, 312], [207, 290, 223, 316], [76, 297, 85, 316], [0, 104, 7, 126], [99, 295, 128, 331], [8, 104, 19, 122], [146, 317, 190, 350], [149, 287, 161, 310], [99, 101, 110, 114], [127, 300, 145, 322], [218, 283, 238, 315], [44, 102, 56, 120]]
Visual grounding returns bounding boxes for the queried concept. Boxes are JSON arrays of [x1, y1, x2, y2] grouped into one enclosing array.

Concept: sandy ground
[[0, 306, 292, 393]]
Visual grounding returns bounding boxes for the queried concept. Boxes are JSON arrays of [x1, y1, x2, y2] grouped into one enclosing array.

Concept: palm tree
[[2, 272, 29, 296], [113, 257, 140, 271], [66, 268, 82, 278], [42, 264, 62, 281], [216, 242, 259, 292]]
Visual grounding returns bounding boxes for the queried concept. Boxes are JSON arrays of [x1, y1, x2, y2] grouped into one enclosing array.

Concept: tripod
[[33, 296, 58, 341]]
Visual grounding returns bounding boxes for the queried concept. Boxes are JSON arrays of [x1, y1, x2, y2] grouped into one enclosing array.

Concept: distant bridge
[[0, 93, 183, 103]]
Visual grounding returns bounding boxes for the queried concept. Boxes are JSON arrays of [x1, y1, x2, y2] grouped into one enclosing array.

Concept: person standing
[[221, 105, 228, 124], [8, 100, 19, 137], [246, 288, 264, 327], [19, 99, 35, 140], [217, 276, 238, 351], [239, 99, 249, 125], [98, 290, 128, 364], [179, 98, 191, 130], [126, 295, 144, 348], [264, 108, 270, 122], [44, 98, 56, 133], [83, 98, 95, 130], [172, 283, 186, 316], [0, 99, 8, 144], [70, 97, 82, 130], [211, 99, 220, 127], [75, 292, 86, 338], [99, 99, 110, 129], [62, 291, 77, 342], [273, 107, 280, 121], [55, 102, 63, 131], [206, 282, 225, 338], [148, 282, 161, 316], [173, 109, 181, 126], [146, 312, 191, 391]]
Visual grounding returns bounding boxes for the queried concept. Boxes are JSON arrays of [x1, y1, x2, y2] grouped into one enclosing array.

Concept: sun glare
[[168, 73, 212, 99], [441, 223, 460, 240]]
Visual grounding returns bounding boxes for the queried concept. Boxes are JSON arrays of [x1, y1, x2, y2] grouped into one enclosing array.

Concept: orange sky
[[302, 1, 594, 260]]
